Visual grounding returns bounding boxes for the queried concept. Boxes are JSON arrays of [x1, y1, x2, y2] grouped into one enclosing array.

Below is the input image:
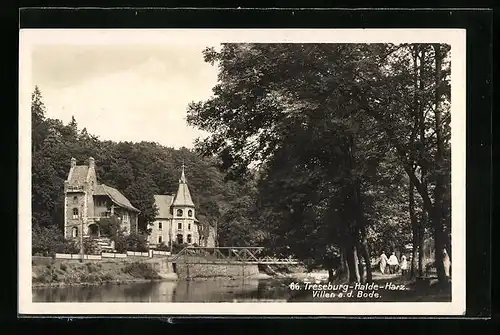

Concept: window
[[188, 210, 193, 217], [73, 196, 78, 204], [187, 234, 192, 244], [158, 236, 163, 244], [188, 223, 191, 231], [72, 208, 79, 219], [158, 222, 163, 230], [177, 222, 182, 230], [176, 209, 183, 217], [72, 227, 78, 238], [122, 212, 129, 222], [177, 234, 183, 244]]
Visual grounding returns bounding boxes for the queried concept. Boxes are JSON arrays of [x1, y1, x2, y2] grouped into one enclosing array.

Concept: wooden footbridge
[[171, 247, 301, 265]]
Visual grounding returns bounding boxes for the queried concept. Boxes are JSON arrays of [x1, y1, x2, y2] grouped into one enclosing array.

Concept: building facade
[[149, 166, 213, 248], [63, 157, 140, 239]]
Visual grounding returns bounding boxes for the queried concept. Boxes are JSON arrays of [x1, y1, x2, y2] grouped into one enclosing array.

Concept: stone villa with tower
[[63, 157, 140, 240]]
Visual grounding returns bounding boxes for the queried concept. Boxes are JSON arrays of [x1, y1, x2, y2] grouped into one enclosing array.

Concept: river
[[32, 278, 292, 303]]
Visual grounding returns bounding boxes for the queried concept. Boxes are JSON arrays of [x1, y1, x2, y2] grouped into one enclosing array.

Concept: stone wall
[[147, 258, 177, 279], [175, 262, 260, 280]]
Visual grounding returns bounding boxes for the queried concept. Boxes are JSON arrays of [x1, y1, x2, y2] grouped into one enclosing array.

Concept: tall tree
[[187, 43, 451, 284]]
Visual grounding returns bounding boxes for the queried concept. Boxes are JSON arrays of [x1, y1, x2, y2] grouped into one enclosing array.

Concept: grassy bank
[[32, 258, 162, 287]]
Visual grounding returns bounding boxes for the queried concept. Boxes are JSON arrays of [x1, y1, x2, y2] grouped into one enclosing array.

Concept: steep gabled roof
[[67, 165, 89, 186], [94, 184, 140, 213], [154, 195, 174, 219]]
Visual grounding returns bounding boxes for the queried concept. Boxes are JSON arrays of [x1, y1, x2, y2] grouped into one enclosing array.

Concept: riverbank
[[32, 258, 164, 288]]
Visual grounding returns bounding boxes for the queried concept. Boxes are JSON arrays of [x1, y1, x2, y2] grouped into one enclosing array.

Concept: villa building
[[63, 157, 140, 239], [148, 166, 215, 248]]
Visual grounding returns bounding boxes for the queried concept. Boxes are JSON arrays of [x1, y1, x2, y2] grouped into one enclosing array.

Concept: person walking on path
[[400, 254, 408, 276], [388, 252, 399, 274], [379, 251, 388, 274]]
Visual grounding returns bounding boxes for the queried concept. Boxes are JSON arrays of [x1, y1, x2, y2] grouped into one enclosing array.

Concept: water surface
[[32, 279, 290, 302]]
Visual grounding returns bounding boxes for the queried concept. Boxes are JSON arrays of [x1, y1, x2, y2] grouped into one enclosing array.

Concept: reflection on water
[[32, 279, 290, 303]]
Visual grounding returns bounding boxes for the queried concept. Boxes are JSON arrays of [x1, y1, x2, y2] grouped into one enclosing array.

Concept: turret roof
[[172, 165, 195, 207]]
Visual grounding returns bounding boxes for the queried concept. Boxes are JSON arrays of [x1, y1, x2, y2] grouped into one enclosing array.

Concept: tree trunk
[[345, 241, 361, 283], [342, 249, 350, 281], [432, 211, 448, 284], [418, 219, 425, 277], [328, 268, 335, 282], [359, 226, 373, 283], [357, 248, 365, 284], [336, 247, 349, 281], [432, 43, 448, 285], [409, 178, 419, 278]]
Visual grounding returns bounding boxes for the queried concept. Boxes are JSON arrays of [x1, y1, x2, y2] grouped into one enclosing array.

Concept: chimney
[[88, 157, 95, 169], [70, 157, 76, 167]]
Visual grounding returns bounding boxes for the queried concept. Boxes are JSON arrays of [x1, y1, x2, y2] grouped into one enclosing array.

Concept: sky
[[31, 44, 219, 149]]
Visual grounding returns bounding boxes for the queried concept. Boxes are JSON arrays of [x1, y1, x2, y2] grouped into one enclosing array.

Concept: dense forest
[[31, 86, 264, 255], [31, 42, 452, 285]]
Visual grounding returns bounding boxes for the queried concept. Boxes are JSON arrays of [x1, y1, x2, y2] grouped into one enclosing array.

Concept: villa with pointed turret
[[63, 157, 140, 241], [148, 165, 206, 248]]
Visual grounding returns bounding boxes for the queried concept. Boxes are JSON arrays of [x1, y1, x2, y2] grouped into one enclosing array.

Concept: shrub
[[156, 242, 170, 251], [125, 233, 149, 252], [85, 262, 100, 273], [32, 225, 79, 257], [122, 262, 160, 280], [102, 273, 114, 282], [78, 237, 100, 255], [99, 215, 129, 253]]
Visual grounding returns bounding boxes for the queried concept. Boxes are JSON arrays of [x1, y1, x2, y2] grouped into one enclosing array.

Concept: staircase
[[95, 237, 114, 252]]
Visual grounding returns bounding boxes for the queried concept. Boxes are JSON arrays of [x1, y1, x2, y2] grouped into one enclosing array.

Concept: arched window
[[176, 209, 183, 217], [72, 208, 79, 219], [72, 227, 78, 238], [177, 234, 183, 244], [73, 196, 78, 204], [188, 210, 193, 217], [187, 234, 192, 244]]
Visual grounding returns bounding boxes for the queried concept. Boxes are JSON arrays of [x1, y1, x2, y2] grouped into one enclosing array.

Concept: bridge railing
[[172, 246, 264, 262], [171, 247, 300, 264]]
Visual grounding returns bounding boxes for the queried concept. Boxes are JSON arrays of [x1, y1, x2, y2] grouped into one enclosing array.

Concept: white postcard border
[[19, 28, 466, 316]]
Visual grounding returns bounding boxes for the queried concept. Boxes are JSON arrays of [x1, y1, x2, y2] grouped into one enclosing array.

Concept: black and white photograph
[[19, 29, 466, 315]]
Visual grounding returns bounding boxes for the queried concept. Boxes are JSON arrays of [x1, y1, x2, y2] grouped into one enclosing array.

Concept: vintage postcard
[[19, 28, 466, 316]]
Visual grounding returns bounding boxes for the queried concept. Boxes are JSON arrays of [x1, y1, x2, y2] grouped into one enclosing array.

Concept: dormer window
[[176, 209, 183, 217], [188, 210, 193, 217]]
